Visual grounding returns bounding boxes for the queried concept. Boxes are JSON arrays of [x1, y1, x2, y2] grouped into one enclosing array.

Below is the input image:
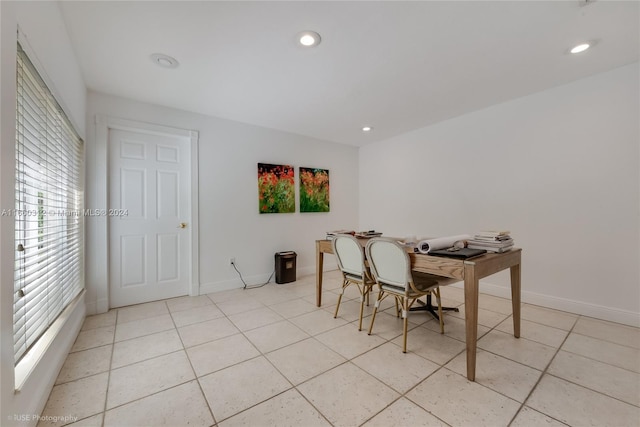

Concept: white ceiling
[[59, 1, 639, 146]]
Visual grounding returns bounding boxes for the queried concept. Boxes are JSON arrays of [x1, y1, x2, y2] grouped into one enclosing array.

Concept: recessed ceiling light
[[150, 53, 179, 69], [362, 126, 373, 132], [297, 31, 321, 47], [570, 43, 591, 54]]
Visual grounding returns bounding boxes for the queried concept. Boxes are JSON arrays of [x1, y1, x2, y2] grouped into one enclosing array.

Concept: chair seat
[[380, 283, 405, 293], [344, 269, 375, 283], [381, 280, 436, 298], [372, 269, 457, 296], [344, 272, 363, 281]]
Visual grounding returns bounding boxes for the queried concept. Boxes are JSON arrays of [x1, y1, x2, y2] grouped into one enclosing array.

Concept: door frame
[[90, 116, 199, 313]]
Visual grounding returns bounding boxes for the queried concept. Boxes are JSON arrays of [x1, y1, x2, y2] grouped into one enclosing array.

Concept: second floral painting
[[300, 167, 330, 213]]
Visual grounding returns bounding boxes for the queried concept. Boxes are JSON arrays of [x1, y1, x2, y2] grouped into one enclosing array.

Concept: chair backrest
[[365, 238, 411, 289], [332, 234, 366, 277]]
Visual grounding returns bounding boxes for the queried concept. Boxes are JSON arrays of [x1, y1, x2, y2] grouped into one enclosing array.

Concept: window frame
[[13, 42, 85, 365]]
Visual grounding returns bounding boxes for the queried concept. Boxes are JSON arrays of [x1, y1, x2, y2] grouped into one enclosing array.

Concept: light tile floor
[[39, 271, 640, 427]]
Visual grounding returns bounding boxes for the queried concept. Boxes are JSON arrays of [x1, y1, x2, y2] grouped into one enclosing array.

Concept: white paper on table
[[417, 234, 472, 254]]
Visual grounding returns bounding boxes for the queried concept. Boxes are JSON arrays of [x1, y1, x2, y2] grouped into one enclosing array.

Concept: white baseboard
[[199, 262, 337, 295], [454, 280, 640, 328], [85, 300, 97, 316], [85, 297, 110, 315], [198, 265, 639, 328], [199, 280, 241, 295], [199, 272, 274, 295], [297, 265, 319, 277]]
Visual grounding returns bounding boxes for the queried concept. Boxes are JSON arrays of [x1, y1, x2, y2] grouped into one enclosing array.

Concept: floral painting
[[300, 167, 330, 213], [258, 163, 295, 213]]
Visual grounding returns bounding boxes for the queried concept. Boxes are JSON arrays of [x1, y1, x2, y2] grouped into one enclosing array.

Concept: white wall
[[0, 2, 636, 422], [0, 2, 87, 425], [360, 62, 640, 326], [84, 91, 359, 313]]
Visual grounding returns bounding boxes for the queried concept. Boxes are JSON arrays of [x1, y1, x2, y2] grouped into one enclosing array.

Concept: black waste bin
[[275, 251, 296, 284]]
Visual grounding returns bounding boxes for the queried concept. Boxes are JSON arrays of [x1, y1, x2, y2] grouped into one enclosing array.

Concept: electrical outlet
[[229, 257, 235, 266]]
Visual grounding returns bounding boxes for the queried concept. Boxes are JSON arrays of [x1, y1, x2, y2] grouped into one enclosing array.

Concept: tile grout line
[[70, 291, 526, 426], [103, 303, 187, 423], [410, 301, 561, 425], [320, 291, 458, 426], [170, 299, 218, 427], [98, 307, 118, 427], [505, 314, 581, 427], [227, 279, 384, 425], [50, 276, 639, 427], [202, 294, 331, 425], [98, 300, 217, 426], [558, 331, 640, 369], [198, 294, 301, 424], [391, 301, 508, 427], [512, 314, 640, 417], [538, 320, 640, 409]]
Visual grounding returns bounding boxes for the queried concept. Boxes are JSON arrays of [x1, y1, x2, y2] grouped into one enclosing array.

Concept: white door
[[108, 128, 191, 308]]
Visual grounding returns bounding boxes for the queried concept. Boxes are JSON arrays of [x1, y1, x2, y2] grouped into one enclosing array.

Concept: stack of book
[[467, 231, 514, 253], [326, 230, 383, 240], [326, 230, 355, 240], [354, 230, 383, 238]]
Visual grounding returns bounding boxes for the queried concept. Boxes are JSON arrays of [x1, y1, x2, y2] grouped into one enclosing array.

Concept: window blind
[[13, 43, 84, 364]]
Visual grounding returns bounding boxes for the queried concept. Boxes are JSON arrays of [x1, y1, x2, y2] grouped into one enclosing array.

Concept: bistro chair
[[332, 234, 376, 331], [365, 237, 457, 353]]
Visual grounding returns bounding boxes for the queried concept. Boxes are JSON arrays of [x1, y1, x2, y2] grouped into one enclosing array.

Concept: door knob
[[178, 222, 187, 229]]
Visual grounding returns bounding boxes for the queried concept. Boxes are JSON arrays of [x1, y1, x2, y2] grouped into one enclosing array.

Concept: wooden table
[[315, 238, 522, 381]]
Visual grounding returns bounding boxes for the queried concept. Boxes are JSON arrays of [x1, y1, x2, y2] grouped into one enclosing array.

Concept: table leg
[[510, 263, 521, 338], [316, 241, 324, 307], [464, 265, 479, 381]]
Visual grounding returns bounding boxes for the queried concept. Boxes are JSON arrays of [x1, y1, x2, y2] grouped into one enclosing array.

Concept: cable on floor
[[231, 261, 275, 289]]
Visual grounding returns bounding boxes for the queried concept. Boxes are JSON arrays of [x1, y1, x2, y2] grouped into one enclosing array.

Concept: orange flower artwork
[[257, 163, 295, 213], [300, 167, 330, 213]]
